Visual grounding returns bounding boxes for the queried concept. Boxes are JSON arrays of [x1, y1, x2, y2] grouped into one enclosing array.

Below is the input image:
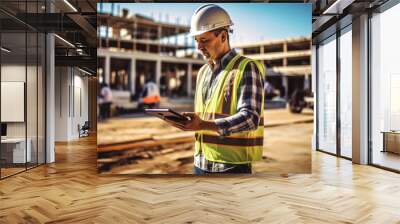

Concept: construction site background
[[97, 5, 312, 118]]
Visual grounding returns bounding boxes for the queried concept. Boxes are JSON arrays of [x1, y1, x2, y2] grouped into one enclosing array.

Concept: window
[[370, 3, 400, 171], [339, 26, 352, 158], [317, 35, 337, 154]]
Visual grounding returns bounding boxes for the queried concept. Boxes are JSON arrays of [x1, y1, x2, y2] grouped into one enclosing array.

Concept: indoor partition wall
[[0, 1, 46, 179]]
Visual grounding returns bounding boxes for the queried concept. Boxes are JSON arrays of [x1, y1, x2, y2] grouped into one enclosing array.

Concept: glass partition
[[317, 34, 337, 154], [0, 31, 28, 178], [0, 0, 46, 179]]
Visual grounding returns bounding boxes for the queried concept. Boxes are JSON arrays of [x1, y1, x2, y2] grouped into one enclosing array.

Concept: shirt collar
[[209, 49, 237, 71]]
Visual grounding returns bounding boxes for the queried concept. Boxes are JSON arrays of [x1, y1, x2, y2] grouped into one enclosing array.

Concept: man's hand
[[165, 112, 202, 131], [182, 112, 203, 131], [164, 112, 220, 133]]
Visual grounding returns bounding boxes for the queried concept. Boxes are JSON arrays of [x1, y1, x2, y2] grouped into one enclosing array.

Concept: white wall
[[55, 67, 89, 141], [1, 65, 35, 138], [71, 72, 89, 138], [55, 66, 70, 141]]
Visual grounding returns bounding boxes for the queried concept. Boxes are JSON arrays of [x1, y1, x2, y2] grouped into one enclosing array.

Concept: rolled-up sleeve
[[215, 61, 264, 136]]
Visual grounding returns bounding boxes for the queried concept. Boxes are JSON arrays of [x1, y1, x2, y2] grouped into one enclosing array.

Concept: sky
[[98, 3, 311, 45]]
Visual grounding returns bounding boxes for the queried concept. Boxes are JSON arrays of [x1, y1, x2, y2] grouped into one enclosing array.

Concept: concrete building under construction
[[97, 8, 311, 110], [97, 9, 205, 109], [234, 37, 311, 100]]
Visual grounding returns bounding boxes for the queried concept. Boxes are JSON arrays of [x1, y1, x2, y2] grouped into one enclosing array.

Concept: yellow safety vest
[[194, 54, 265, 164]]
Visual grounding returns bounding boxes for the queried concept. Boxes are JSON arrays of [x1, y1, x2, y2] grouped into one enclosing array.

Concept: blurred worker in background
[[166, 4, 266, 175], [99, 82, 113, 120], [138, 76, 161, 110]]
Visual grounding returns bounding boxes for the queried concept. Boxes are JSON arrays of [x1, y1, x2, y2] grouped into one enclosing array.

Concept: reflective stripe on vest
[[195, 133, 263, 147], [199, 112, 264, 126], [194, 54, 266, 164]]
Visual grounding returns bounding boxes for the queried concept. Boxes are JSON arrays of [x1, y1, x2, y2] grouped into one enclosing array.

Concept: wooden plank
[[97, 136, 195, 153]]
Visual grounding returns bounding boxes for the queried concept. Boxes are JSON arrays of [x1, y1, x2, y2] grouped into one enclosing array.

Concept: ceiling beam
[[67, 14, 96, 38]]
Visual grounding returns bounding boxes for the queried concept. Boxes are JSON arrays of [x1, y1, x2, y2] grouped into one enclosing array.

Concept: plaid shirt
[[194, 49, 264, 172]]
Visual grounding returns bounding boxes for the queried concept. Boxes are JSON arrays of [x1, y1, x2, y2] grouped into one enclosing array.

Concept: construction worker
[[99, 82, 113, 120], [167, 4, 265, 174], [138, 77, 161, 110]]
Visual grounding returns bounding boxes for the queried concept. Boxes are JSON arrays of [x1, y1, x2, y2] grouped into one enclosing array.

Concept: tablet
[[144, 108, 190, 124]]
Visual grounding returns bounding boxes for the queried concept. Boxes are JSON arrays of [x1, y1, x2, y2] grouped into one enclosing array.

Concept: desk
[[1, 138, 31, 163], [381, 131, 400, 154]]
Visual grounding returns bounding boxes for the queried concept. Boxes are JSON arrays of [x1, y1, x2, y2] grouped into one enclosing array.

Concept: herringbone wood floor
[[1, 135, 400, 223]]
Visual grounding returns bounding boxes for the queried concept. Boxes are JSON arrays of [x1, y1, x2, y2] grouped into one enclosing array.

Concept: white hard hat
[[189, 4, 233, 37]]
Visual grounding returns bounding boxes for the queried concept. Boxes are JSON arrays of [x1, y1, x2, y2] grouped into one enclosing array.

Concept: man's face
[[194, 30, 224, 61]]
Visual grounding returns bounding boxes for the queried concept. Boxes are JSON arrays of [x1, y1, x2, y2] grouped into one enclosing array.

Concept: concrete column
[[187, 63, 192, 96], [304, 73, 310, 90], [106, 22, 109, 47], [184, 35, 188, 56], [282, 75, 289, 100], [133, 22, 137, 51], [158, 25, 162, 53], [130, 58, 136, 94], [105, 56, 110, 84], [260, 45, 264, 54], [46, 33, 55, 163], [283, 42, 288, 66], [157, 25, 162, 39], [133, 21, 137, 39], [156, 60, 161, 87], [352, 14, 369, 164], [175, 27, 178, 46]]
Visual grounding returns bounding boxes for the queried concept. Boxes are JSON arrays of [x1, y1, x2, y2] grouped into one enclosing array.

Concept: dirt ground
[[98, 109, 313, 174]]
